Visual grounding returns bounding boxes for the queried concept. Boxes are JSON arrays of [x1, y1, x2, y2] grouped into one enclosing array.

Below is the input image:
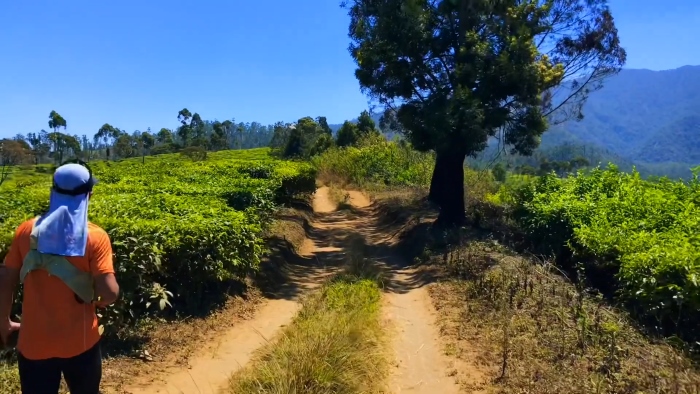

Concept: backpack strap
[[20, 218, 95, 303], [28, 216, 40, 250]]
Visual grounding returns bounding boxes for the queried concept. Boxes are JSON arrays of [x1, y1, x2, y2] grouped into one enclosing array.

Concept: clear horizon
[[1, 0, 698, 138]]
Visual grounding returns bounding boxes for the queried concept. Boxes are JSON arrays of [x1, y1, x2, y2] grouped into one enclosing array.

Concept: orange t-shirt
[[3, 218, 115, 360]]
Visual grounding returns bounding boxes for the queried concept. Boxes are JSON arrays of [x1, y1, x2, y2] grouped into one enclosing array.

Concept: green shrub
[[313, 135, 433, 188], [0, 148, 316, 337], [500, 164, 700, 341], [180, 146, 208, 161]]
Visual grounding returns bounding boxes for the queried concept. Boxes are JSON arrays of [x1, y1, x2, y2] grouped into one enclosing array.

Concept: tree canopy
[[48, 111, 66, 134], [343, 0, 626, 225]]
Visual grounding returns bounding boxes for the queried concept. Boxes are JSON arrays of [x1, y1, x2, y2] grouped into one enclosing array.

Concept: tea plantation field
[[0, 148, 316, 335]]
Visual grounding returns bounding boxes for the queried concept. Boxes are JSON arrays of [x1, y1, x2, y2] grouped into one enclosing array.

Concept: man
[[0, 161, 120, 394]]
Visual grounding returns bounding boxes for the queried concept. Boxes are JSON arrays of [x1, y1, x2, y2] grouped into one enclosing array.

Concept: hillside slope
[[542, 65, 700, 163], [631, 114, 700, 163]]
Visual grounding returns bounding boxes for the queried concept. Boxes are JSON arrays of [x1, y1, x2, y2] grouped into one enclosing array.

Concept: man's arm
[[0, 265, 19, 321], [1, 224, 25, 342], [90, 229, 120, 308], [0, 265, 20, 345]]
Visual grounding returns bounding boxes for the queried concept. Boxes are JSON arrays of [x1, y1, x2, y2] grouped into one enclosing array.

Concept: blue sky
[[0, 0, 698, 139]]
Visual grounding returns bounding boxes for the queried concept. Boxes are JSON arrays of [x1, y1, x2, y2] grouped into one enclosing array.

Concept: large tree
[[356, 110, 378, 137], [210, 121, 229, 151], [177, 108, 193, 146], [114, 133, 135, 158], [94, 123, 121, 160], [47, 111, 68, 162], [133, 129, 156, 162], [343, 0, 626, 225], [221, 120, 234, 148], [270, 122, 293, 151], [48, 111, 67, 135], [141, 129, 156, 151], [316, 116, 333, 135], [189, 113, 208, 147], [25, 131, 51, 164], [282, 117, 332, 158], [47, 132, 80, 164], [336, 120, 360, 147], [156, 128, 175, 145], [0, 139, 31, 186]]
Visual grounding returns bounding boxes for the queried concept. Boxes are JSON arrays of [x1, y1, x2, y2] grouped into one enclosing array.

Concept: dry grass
[[369, 187, 427, 208], [326, 183, 353, 210], [264, 206, 312, 254], [314, 167, 343, 189], [0, 361, 20, 393], [227, 240, 389, 394], [428, 240, 700, 394]]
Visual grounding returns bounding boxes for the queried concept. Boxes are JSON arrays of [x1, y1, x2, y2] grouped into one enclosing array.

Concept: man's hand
[[93, 297, 111, 309], [93, 273, 119, 307], [0, 318, 20, 348]]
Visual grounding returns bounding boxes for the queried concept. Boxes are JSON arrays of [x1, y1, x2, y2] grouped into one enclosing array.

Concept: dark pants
[[17, 341, 102, 394]]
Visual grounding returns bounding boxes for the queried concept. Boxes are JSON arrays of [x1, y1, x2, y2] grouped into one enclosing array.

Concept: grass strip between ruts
[[227, 259, 388, 394]]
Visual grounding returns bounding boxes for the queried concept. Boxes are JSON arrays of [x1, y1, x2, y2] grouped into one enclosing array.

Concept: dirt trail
[[347, 199, 460, 393], [122, 188, 342, 394], [383, 277, 461, 393], [123, 187, 459, 393], [124, 299, 303, 394], [311, 187, 461, 393]]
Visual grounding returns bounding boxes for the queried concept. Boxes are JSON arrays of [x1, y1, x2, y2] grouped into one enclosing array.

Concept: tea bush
[[0, 148, 316, 336], [499, 164, 700, 341]]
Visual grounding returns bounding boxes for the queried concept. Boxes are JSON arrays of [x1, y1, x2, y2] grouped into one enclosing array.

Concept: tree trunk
[[429, 149, 466, 227], [428, 151, 448, 207]]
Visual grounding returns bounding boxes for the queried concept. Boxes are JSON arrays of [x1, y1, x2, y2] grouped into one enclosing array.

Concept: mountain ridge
[[334, 65, 700, 179]]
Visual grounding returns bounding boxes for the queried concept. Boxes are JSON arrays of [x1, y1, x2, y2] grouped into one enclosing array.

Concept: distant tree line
[[0, 109, 287, 167], [512, 157, 590, 177], [271, 110, 379, 158], [0, 108, 385, 178]]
